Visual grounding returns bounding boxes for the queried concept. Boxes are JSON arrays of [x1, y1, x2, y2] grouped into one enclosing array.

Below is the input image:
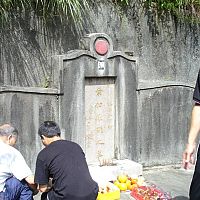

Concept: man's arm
[[183, 104, 200, 169], [25, 175, 38, 195]]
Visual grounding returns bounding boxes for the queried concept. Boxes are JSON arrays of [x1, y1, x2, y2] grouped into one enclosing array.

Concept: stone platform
[[88, 159, 143, 184]]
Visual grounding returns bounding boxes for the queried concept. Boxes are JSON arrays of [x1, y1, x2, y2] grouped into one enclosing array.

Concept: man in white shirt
[[0, 123, 37, 200]]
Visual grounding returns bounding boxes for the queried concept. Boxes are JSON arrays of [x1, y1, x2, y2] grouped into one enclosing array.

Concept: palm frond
[[0, 0, 90, 29]]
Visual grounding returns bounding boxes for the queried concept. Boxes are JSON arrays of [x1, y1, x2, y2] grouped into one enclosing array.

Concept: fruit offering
[[97, 182, 120, 200], [113, 174, 145, 191], [131, 185, 172, 200]]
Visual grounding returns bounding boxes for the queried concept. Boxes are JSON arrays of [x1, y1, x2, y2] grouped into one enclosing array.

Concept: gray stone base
[[88, 159, 143, 184]]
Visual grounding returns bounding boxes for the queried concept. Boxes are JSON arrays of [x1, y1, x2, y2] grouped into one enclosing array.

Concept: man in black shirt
[[35, 121, 98, 200], [183, 70, 200, 200]]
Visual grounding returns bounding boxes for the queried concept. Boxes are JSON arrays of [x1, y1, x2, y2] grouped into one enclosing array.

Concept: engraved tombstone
[[54, 33, 138, 165]]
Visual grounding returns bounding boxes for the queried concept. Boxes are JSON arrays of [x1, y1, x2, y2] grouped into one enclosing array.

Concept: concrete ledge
[[0, 85, 61, 94], [137, 80, 194, 90]]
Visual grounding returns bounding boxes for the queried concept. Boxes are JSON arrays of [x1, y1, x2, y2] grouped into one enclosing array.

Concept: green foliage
[[1, 0, 200, 29], [0, 0, 90, 28], [42, 76, 51, 88], [144, 0, 200, 23]]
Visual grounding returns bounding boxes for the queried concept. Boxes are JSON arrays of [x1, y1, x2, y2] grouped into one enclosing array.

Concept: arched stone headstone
[[52, 33, 138, 165]]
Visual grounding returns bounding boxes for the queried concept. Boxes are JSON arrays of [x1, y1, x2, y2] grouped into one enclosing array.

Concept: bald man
[[0, 123, 37, 200]]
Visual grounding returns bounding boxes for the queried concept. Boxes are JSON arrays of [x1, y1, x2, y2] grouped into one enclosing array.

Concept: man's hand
[[25, 175, 38, 195], [39, 184, 49, 193], [183, 143, 196, 169]]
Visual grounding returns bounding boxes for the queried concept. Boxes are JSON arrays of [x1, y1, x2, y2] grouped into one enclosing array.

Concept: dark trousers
[[0, 192, 5, 200], [190, 145, 200, 200], [1, 177, 33, 200]]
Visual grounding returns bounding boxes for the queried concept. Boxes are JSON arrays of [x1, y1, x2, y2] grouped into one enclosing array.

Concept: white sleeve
[[10, 149, 33, 181]]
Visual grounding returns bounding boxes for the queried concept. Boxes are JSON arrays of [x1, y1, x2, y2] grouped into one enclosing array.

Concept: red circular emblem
[[94, 39, 109, 55]]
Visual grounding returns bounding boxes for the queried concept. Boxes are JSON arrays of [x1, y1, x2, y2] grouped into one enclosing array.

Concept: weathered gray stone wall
[[0, 87, 60, 170], [137, 86, 193, 166], [0, 1, 199, 168]]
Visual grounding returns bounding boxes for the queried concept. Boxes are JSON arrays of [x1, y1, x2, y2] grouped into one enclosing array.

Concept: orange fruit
[[118, 183, 127, 191], [131, 178, 138, 184], [126, 180, 132, 190], [117, 175, 128, 183], [129, 184, 138, 191]]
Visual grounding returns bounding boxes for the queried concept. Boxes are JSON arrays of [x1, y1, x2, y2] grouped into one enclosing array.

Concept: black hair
[[0, 124, 18, 137], [38, 121, 61, 138]]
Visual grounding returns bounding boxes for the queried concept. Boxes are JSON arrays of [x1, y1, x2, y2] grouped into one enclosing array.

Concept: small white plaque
[[98, 61, 105, 71]]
